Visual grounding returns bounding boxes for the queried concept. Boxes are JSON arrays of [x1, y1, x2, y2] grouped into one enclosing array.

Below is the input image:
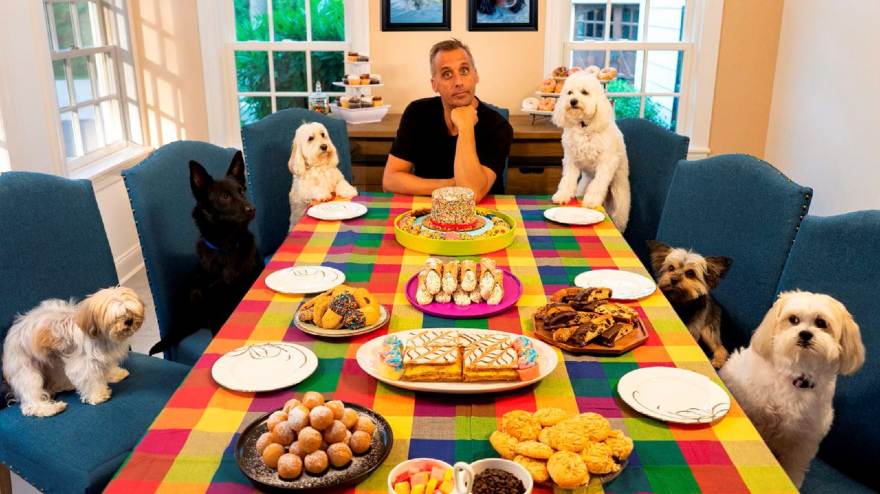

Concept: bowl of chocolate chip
[[453, 458, 532, 494]]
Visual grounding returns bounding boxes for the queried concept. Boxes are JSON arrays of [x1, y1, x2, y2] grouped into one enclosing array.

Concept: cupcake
[[346, 75, 360, 86], [521, 97, 539, 111], [539, 78, 556, 93], [372, 96, 383, 107], [339, 96, 350, 109], [359, 74, 370, 84], [357, 55, 369, 62], [349, 96, 363, 108], [347, 52, 358, 62]]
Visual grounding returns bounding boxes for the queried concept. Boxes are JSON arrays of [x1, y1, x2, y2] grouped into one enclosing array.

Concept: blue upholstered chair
[[0, 172, 189, 493], [123, 141, 242, 364], [241, 108, 353, 258], [616, 118, 690, 268], [655, 155, 812, 351], [776, 211, 880, 493]]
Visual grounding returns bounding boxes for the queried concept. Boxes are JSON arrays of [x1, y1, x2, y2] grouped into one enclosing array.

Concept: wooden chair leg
[[0, 464, 12, 494]]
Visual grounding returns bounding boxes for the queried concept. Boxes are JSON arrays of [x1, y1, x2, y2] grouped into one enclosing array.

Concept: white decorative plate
[[294, 305, 389, 338], [264, 266, 345, 294], [617, 367, 730, 424], [543, 207, 605, 226], [211, 342, 318, 393], [307, 202, 368, 221], [355, 329, 558, 394], [574, 269, 657, 300]]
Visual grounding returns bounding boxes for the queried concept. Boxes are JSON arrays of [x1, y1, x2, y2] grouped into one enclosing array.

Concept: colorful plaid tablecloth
[[106, 193, 796, 494]]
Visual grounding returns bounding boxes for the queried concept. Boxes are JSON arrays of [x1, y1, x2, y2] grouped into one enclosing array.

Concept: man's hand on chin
[[450, 103, 478, 133]]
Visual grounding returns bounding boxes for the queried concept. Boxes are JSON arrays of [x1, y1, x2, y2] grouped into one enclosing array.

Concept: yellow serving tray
[[393, 209, 516, 255]]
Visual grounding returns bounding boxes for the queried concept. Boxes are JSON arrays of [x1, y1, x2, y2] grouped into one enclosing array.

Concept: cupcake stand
[[329, 53, 390, 124]]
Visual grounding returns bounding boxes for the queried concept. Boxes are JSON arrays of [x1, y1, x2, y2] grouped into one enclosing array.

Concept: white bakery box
[[328, 103, 390, 124]]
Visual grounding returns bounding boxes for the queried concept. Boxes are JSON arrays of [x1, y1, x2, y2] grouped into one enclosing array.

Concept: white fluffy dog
[[551, 69, 631, 231], [2, 287, 145, 417], [720, 291, 865, 487], [288, 121, 357, 226]]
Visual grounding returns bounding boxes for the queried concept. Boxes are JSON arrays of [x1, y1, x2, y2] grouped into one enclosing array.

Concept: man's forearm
[[453, 127, 490, 199], [383, 171, 455, 196]]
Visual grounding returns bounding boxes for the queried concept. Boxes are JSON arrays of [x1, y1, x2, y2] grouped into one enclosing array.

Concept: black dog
[[149, 151, 263, 356], [477, 0, 525, 15]]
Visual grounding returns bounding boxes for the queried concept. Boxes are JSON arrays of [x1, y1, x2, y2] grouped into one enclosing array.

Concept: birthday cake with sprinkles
[[422, 186, 485, 232]]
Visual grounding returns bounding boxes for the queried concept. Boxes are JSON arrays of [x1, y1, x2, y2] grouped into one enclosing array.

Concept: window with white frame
[[560, 0, 691, 131], [232, 0, 347, 126], [43, 0, 138, 168]]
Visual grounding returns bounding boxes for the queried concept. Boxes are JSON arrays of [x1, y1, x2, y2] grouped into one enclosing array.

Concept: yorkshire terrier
[[2, 287, 144, 417], [648, 240, 732, 368]]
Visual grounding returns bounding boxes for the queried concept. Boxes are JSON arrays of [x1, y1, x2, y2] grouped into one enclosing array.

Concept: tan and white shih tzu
[[551, 68, 631, 231], [720, 291, 865, 488], [2, 287, 145, 417], [648, 241, 732, 369], [288, 121, 358, 226]]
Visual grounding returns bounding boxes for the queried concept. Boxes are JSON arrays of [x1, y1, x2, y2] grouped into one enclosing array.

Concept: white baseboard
[[116, 244, 144, 284]]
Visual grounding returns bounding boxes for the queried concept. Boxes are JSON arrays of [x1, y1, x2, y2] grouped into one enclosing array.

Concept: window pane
[[645, 50, 683, 93], [52, 2, 75, 50], [239, 96, 271, 126], [310, 0, 344, 41], [311, 51, 343, 93], [572, 4, 605, 41], [609, 50, 642, 90], [53, 60, 71, 107], [79, 105, 103, 153], [76, 0, 100, 47], [236, 51, 270, 92], [571, 50, 605, 70], [60, 111, 77, 158], [100, 99, 123, 144], [610, 4, 640, 41], [94, 52, 116, 98], [646, 0, 686, 42], [234, 0, 269, 42], [277, 96, 307, 111], [273, 0, 306, 41], [646, 95, 679, 130], [71, 56, 94, 103], [273, 51, 306, 91], [611, 96, 641, 120]]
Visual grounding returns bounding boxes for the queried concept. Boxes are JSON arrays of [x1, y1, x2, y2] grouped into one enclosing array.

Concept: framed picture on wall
[[381, 0, 451, 31], [468, 0, 538, 31]]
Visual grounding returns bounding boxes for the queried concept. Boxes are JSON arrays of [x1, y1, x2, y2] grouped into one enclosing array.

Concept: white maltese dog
[[2, 287, 145, 417], [551, 69, 631, 231], [288, 121, 357, 226], [720, 291, 865, 487]]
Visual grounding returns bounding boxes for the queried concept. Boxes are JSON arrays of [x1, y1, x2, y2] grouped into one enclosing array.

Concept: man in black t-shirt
[[382, 39, 513, 200]]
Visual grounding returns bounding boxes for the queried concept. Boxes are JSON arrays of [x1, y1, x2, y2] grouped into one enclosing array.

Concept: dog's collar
[[792, 373, 815, 389], [202, 239, 222, 251]]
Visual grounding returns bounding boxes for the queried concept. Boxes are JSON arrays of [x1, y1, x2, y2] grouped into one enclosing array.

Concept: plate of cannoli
[[404, 258, 523, 319], [355, 328, 558, 393]]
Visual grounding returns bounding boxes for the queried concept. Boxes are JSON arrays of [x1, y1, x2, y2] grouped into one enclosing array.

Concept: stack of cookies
[[534, 287, 639, 347], [489, 408, 633, 489]]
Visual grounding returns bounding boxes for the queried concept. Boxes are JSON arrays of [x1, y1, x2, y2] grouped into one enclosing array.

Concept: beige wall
[[368, 0, 546, 116], [130, 0, 209, 145], [708, 0, 784, 158], [765, 0, 880, 215]]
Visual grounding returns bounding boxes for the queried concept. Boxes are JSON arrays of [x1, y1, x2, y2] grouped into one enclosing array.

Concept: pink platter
[[404, 269, 523, 319]]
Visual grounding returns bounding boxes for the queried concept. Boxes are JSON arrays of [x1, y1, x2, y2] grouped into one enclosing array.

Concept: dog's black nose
[[320, 144, 328, 151], [799, 330, 813, 342], [569, 99, 578, 107], [669, 276, 680, 285]]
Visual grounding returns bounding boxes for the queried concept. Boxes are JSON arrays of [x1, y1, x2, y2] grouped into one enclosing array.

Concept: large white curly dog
[[288, 121, 357, 226], [551, 69, 630, 231]]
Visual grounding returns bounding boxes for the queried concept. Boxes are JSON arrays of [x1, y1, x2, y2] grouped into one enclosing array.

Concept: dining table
[[105, 193, 798, 494]]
